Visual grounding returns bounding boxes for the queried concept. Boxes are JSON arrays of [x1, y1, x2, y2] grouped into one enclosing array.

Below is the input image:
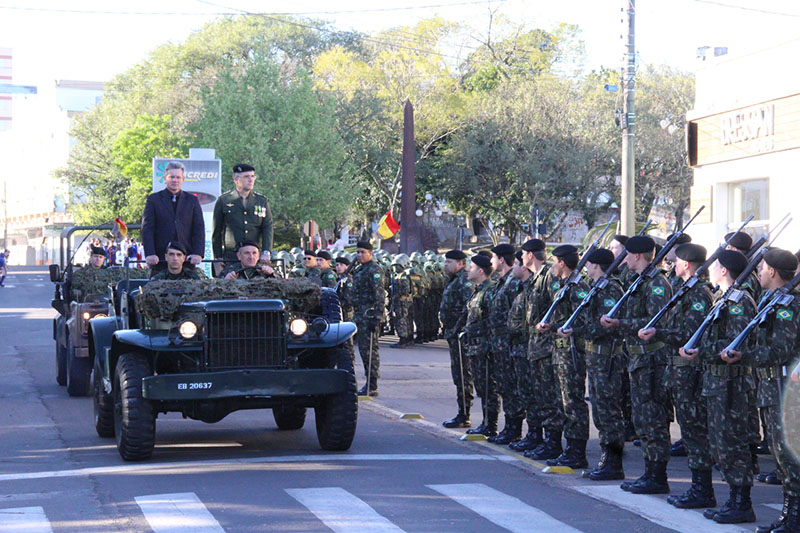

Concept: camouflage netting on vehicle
[[136, 278, 322, 321], [71, 266, 150, 300]]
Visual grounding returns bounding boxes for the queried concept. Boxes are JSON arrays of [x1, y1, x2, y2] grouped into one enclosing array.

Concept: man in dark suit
[[141, 161, 205, 272]]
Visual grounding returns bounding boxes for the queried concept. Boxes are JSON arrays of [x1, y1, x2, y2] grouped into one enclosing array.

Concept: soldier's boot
[[756, 438, 771, 455], [443, 411, 471, 428], [390, 337, 410, 348], [669, 469, 716, 509], [414, 334, 424, 344], [526, 429, 562, 460], [756, 491, 791, 533], [621, 460, 652, 492], [712, 485, 756, 524], [491, 417, 523, 445], [669, 438, 688, 457], [757, 469, 782, 485], [629, 460, 669, 494], [624, 421, 637, 442], [586, 443, 625, 481], [773, 495, 800, 532], [484, 411, 498, 437], [510, 427, 543, 452], [547, 438, 588, 469], [751, 444, 761, 475]]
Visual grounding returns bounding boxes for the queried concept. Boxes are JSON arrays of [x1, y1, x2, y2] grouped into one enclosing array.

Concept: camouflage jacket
[[487, 270, 521, 336], [220, 263, 274, 280], [318, 267, 337, 289], [571, 276, 623, 346], [460, 278, 495, 346], [336, 273, 354, 315], [508, 276, 533, 355], [439, 268, 473, 338], [305, 266, 321, 281], [351, 260, 385, 320], [150, 268, 201, 281], [543, 275, 590, 343], [614, 264, 637, 290], [617, 270, 673, 370], [658, 279, 714, 350], [392, 271, 413, 302], [526, 263, 556, 360]]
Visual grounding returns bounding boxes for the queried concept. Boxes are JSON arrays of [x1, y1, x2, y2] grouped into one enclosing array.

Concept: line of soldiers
[[434, 232, 800, 531]]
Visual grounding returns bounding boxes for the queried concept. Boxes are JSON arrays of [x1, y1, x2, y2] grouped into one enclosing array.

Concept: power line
[[694, 0, 800, 18]]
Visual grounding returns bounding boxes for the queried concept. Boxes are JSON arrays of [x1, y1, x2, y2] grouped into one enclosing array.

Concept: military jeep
[[88, 275, 358, 461]]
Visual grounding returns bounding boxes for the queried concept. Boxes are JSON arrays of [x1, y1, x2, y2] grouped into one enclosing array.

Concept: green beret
[[471, 254, 492, 269], [521, 239, 545, 252], [717, 249, 748, 277], [764, 248, 798, 272], [675, 243, 706, 263], [626, 236, 655, 254], [586, 248, 614, 265], [552, 244, 578, 258], [725, 231, 752, 252]]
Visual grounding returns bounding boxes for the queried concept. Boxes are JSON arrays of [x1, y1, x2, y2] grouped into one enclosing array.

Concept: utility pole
[[620, 0, 636, 236]]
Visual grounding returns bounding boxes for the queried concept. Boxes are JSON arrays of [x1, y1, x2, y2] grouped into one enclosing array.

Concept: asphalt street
[[0, 266, 786, 532]]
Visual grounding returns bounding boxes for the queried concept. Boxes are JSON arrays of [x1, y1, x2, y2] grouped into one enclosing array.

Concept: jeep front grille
[[204, 310, 287, 369]]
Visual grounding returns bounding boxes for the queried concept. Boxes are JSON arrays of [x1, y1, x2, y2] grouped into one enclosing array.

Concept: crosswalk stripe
[[135, 492, 225, 532], [0, 506, 53, 532], [428, 483, 581, 533], [573, 485, 751, 532], [285, 487, 405, 532]]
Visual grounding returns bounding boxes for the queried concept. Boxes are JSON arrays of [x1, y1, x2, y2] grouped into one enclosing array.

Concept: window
[[728, 178, 769, 235]]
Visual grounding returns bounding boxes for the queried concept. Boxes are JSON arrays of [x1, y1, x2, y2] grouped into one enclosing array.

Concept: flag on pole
[[377, 211, 401, 239], [112, 217, 128, 240]]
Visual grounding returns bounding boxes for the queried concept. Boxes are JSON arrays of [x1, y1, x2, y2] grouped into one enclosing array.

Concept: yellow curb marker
[[399, 413, 424, 419], [542, 465, 575, 475], [357, 396, 373, 402], [460, 434, 488, 442]]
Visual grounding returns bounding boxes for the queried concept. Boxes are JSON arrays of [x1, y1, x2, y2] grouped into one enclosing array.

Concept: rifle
[[746, 212, 790, 259], [682, 218, 791, 352], [539, 216, 616, 326], [642, 215, 754, 330], [560, 220, 652, 330], [335, 259, 359, 291], [724, 269, 800, 353], [606, 206, 705, 320]]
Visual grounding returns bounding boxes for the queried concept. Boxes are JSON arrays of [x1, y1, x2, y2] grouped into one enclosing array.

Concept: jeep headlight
[[82, 312, 91, 320], [290, 318, 308, 336], [179, 320, 198, 339], [94, 313, 108, 319]]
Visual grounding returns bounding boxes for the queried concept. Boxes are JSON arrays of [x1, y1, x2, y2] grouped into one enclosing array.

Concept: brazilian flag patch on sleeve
[[652, 286, 665, 296], [603, 298, 616, 307], [373, 273, 381, 279], [691, 302, 706, 312], [729, 305, 743, 315], [577, 290, 588, 299], [551, 282, 561, 290], [777, 309, 794, 321]]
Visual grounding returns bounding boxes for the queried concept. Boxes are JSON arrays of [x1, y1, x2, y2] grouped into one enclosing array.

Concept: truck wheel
[[319, 288, 342, 323], [56, 341, 67, 386], [66, 338, 91, 397], [273, 405, 307, 430], [315, 348, 358, 451], [93, 359, 114, 438], [113, 353, 155, 461]]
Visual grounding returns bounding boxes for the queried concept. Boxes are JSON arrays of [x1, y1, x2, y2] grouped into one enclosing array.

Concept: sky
[[1, 0, 800, 86]]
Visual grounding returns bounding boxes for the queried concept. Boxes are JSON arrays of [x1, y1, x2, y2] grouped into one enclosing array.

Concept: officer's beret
[[586, 248, 614, 265], [667, 233, 692, 245], [764, 248, 798, 272], [626, 236, 656, 254], [445, 249, 467, 260], [675, 243, 706, 263], [717, 249, 748, 277], [356, 241, 373, 250], [491, 243, 515, 256], [521, 239, 545, 252], [304, 249, 317, 257], [90, 245, 107, 257], [316, 250, 332, 261], [725, 231, 752, 252], [551, 244, 578, 258], [335, 256, 351, 266], [515, 250, 523, 262], [233, 163, 255, 174], [477, 250, 492, 258], [471, 254, 492, 269], [237, 240, 260, 251], [165, 241, 187, 255], [795, 251, 800, 265], [611, 234, 629, 245]]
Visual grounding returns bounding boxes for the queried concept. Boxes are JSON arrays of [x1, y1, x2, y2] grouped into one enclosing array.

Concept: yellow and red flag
[[113, 217, 128, 240], [377, 211, 401, 239]]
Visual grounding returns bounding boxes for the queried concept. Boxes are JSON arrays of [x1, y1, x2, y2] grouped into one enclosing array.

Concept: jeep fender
[[287, 321, 357, 349], [88, 316, 122, 376]]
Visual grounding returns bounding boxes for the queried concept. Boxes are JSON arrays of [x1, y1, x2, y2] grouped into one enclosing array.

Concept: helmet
[[290, 247, 303, 255], [391, 254, 410, 269], [410, 251, 424, 264]]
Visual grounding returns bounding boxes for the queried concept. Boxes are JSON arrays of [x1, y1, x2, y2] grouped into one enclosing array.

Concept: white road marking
[[764, 503, 782, 510], [135, 492, 225, 533], [428, 483, 581, 533], [0, 454, 516, 483], [285, 487, 404, 532], [574, 485, 751, 532], [0, 506, 53, 532]]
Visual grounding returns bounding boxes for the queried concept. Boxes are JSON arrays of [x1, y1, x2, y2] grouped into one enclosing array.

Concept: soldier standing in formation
[[335, 256, 354, 322], [352, 241, 385, 397], [390, 255, 415, 348], [315, 250, 337, 288]]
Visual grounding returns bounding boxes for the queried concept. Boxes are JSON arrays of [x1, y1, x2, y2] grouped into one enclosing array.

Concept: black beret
[[667, 233, 692, 245], [445, 249, 467, 260], [764, 248, 798, 272], [626, 236, 656, 254], [304, 249, 317, 257], [675, 243, 706, 263], [90, 245, 107, 257], [611, 234, 629, 245], [521, 239, 545, 252], [586, 248, 614, 265], [233, 163, 255, 173], [552, 244, 578, 258], [725, 231, 752, 252], [515, 250, 523, 262], [165, 241, 188, 255], [491, 243, 515, 256], [335, 256, 351, 266], [356, 241, 373, 250], [237, 240, 261, 251], [717, 249, 748, 277], [471, 254, 492, 269], [316, 250, 332, 261], [477, 250, 492, 258]]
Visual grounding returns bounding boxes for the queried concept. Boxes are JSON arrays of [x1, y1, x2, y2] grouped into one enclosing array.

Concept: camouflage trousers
[[520, 355, 565, 433], [553, 344, 589, 441], [446, 336, 474, 414], [355, 320, 380, 389], [664, 363, 713, 471], [585, 349, 626, 447], [630, 362, 671, 463], [704, 373, 755, 486], [393, 299, 413, 338], [413, 298, 425, 338], [763, 377, 800, 497], [468, 345, 500, 421], [492, 334, 524, 419]]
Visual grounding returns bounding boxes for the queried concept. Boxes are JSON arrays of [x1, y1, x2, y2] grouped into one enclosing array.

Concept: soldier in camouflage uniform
[[150, 242, 202, 280], [681, 250, 757, 524], [335, 256, 354, 321], [561, 248, 626, 480], [458, 254, 498, 436], [537, 245, 591, 468], [640, 243, 716, 507], [410, 254, 430, 343], [303, 250, 321, 282], [424, 262, 442, 341], [352, 241, 385, 396], [440, 250, 475, 428], [390, 255, 414, 348], [741, 249, 800, 532], [486, 244, 524, 445], [315, 250, 337, 288], [220, 241, 276, 280], [610, 234, 636, 442], [601, 236, 673, 494]]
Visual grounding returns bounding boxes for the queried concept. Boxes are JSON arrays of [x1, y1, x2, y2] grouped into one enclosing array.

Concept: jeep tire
[[114, 353, 155, 461], [93, 358, 114, 438], [315, 347, 358, 451], [56, 340, 67, 386], [66, 338, 91, 397], [273, 405, 307, 430], [319, 287, 342, 323]]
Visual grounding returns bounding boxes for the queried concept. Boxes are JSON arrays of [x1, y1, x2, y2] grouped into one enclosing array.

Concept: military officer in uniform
[[220, 241, 276, 280], [335, 256, 354, 321], [212, 163, 273, 268], [150, 241, 201, 280], [352, 241, 385, 396], [316, 250, 337, 288], [303, 250, 321, 281]]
